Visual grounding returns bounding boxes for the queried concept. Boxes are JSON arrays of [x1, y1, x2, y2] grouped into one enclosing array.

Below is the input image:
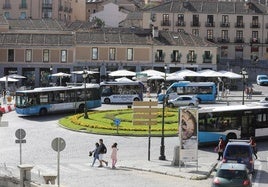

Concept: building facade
[[0, 17, 218, 89]]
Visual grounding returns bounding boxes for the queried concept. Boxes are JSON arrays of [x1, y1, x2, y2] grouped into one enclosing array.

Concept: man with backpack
[[98, 139, 108, 167]]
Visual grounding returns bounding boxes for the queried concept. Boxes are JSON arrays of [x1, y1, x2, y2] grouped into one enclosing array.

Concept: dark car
[[222, 140, 254, 173], [211, 163, 252, 187]]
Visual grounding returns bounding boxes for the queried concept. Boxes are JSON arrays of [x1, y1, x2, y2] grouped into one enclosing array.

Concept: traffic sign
[[51, 137, 66, 152], [15, 139, 26, 143], [114, 118, 121, 126], [15, 129, 26, 139]]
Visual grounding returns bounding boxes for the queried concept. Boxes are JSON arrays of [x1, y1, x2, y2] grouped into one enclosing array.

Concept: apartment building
[[136, 0, 268, 69], [0, 17, 217, 88]]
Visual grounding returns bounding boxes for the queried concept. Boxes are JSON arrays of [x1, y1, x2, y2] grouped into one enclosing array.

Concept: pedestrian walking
[[216, 137, 225, 160], [89, 142, 99, 167], [249, 136, 258, 159], [98, 139, 108, 167], [111, 143, 118, 169]]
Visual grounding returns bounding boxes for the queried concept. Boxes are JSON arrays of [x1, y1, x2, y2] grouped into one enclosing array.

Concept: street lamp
[[82, 68, 89, 119], [240, 68, 248, 105], [159, 64, 167, 160]]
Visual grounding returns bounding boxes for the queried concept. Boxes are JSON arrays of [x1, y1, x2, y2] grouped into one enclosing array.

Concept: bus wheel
[[79, 104, 85, 112], [226, 133, 237, 141], [104, 98, 111, 104], [39, 108, 47, 116], [197, 98, 201, 103], [133, 98, 140, 102]]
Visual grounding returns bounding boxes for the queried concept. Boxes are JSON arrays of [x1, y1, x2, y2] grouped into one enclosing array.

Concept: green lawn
[[59, 108, 180, 136]]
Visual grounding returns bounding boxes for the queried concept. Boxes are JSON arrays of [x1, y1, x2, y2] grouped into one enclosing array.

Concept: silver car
[[167, 95, 199, 108]]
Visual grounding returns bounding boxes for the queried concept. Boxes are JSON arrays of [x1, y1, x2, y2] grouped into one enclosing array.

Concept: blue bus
[[198, 103, 268, 144], [15, 83, 101, 116], [158, 81, 217, 103]]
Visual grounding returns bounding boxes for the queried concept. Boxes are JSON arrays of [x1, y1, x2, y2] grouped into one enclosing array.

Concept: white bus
[[100, 81, 144, 104], [198, 103, 268, 144], [15, 83, 101, 116]]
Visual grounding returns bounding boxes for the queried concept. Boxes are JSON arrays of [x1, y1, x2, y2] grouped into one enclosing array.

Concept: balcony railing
[[176, 21, 186, 27], [250, 23, 260, 28], [19, 3, 27, 9], [235, 22, 244, 28], [205, 22, 215, 27], [205, 37, 215, 42], [42, 3, 52, 9], [251, 38, 260, 43], [217, 37, 230, 43], [161, 20, 171, 26], [234, 37, 245, 43], [220, 22, 230, 27], [191, 22, 200, 27]]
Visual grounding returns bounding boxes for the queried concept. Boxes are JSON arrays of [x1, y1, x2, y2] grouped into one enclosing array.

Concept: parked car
[[256, 75, 268, 86], [222, 139, 254, 173], [167, 95, 199, 108], [211, 163, 252, 187]]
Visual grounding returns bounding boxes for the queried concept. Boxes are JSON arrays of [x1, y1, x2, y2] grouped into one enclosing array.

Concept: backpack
[[103, 145, 107, 154]]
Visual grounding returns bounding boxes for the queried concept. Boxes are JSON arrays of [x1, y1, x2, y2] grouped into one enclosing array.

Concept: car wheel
[[189, 103, 194, 106], [104, 98, 111, 104]]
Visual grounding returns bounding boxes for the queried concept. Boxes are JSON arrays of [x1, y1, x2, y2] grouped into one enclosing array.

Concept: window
[[61, 50, 67, 62], [171, 50, 181, 62], [221, 46, 228, 58], [236, 31, 243, 39], [109, 48, 116, 60], [192, 15, 199, 26], [127, 48, 133, 61], [236, 16, 243, 27], [8, 49, 14, 62], [252, 16, 259, 26], [207, 30, 213, 40], [4, 12, 10, 19], [43, 49, 49, 62], [187, 50, 196, 62], [192, 29, 199, 36], [177, 14, 184, 26], [20, 12, 26, 19], [252, 31, 259, 43], [221, 30, 229, 41], [222, 15, 229, 23], [25, 49, 32, 62], [162, 14, 170, 26], [92, 47, 98, 60], [207, 15, 214, 26]]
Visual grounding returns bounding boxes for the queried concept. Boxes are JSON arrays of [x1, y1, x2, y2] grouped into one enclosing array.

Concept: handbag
[[89, 151, 92, 157]]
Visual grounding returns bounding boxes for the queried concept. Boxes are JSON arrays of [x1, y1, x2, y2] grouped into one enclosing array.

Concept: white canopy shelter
[[218, 70, 242, 79], [51, 72, 71, 86], [109, 70, 136, 77], [115, 77, 134, 82], [139, 69, 165, 77], [197, 69, 224, 77], [166, 75, 184, 81], [170, 69, 202, 78], [0, 76, 19, 82], [8, 74, 26, 79], [147, 75, 165, 80]]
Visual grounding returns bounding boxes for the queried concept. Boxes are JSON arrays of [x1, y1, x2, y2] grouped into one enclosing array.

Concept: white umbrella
[[109, 70, 136, 77], [147, 75, 165, 80], [139, 69, 165, 77], [218, 70, 242, 79], [0, 76, 19, 82], [51, 72, 71, 86], [170, 69, 201, 77], [71, 70, 99, 75], [8, 74, 26, 79], [115, 77, 134, 82], [166, 75, 184, 81], [197, 69, 224, 77]]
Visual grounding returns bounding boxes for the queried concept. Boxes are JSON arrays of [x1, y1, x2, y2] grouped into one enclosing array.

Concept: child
[[111, 143, 118, 169], [90, 142, 99, 167]]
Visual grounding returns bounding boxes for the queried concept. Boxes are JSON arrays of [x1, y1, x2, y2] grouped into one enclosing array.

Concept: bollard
[[17, 164, 34, 187], [43, 174, 57, 184], [172, 146, 181, 166]]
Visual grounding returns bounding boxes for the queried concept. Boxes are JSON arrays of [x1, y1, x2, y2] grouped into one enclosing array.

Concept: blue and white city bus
[[15, 83, 101, 116], [100, 81, 144, 104], [158, 81, 217, 103], [198, 103, 268, 144]]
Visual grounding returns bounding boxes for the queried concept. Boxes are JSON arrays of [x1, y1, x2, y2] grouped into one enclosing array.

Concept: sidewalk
[[119, 158, 218, 180]]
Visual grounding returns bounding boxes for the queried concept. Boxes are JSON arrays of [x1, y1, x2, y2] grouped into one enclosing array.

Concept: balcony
[[3, 3, 11, 9], [42, 3, 52, 9], [217, 37, 230, 43], [161, 20, 171, 26], [251, 38, 260, 43], [205, 37, 215, 43], [235, 22, 244, 28], [176, 21, 186, 27], [203, 56, 213, 63], [250, 23, 260, 28], [205, 22, 215, 27], [220, 22, 230, 27], [19, 3, 27, 9], [187, 54, 197, 63], [234, 37, 244, 43], [191, 22, 200, 27]]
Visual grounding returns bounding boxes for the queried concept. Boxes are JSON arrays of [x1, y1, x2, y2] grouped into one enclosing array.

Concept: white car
[[167, 95, 199, 108], [256, 75, 268, 86]]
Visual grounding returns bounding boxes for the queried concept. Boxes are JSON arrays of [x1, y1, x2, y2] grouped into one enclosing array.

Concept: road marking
[[253, 160, 262, 187]]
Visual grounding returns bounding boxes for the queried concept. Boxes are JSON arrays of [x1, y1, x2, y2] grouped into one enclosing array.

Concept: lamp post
[[240, 68, 248, 105], [159, 64, 167, 160], [82, 68, 89, 119]]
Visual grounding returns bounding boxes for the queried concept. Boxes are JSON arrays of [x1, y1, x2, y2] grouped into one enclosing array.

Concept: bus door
[[241, 114, 255, 138]]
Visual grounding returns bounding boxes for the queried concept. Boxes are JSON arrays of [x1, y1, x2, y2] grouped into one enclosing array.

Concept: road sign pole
[[57, 139, 60, 187]]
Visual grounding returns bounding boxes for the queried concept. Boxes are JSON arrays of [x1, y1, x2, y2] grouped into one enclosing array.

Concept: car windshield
[[217, 169, 247, 180]]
